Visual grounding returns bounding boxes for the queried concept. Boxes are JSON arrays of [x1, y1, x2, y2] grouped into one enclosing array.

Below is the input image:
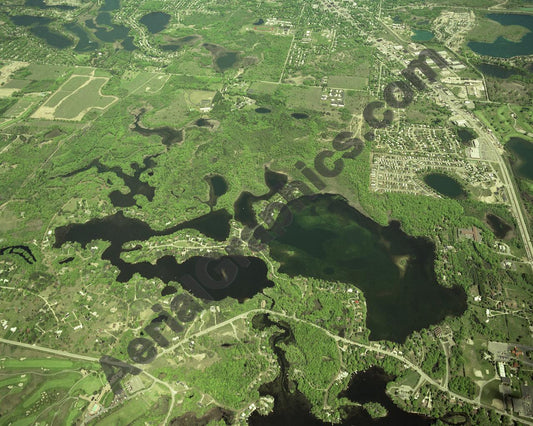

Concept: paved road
[[0, 337, 99, 362], [3, 309, 532, 425], [153, 308, 531, 425], [378, 12, 533, 270], [265, 310, 532, 426], [437, 89, 533, 269], [358, 0, 533, 269]]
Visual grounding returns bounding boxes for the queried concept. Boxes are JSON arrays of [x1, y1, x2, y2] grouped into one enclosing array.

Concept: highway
[[378, 11, 533, 269], [435, 87, 533, 269], [3, 307, 533, 425], [324, 0, 533, 268], [0, 337, 99, 362]]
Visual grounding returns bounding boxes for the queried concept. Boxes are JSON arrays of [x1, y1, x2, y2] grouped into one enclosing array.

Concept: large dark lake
[[338, 366, 432, 425], [10, 15, 73, 49], [468, 14, 533, 57], [53, 210, 274, 302], [64, 22, 98, 52], [86, 12, 136, 51], [475, 62, 523, 79], [266, 195, 466, 342]]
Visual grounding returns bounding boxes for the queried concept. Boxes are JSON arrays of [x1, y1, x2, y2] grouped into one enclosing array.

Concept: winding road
[[2, 307, 533, 425]]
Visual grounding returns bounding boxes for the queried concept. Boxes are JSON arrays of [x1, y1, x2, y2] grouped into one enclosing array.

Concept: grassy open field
[[480, 378, 503, 405], [43, 76, 90, 108], [183, 89, 217, 109], [3, 79, 31, 90], [396, 370, 421, 388], [475, 105, 532, 140], [23, 64, 70, 81], [461, 339, 495, 381], [121, 72, 170, 95], [284, 85, 323, 110], [0, 375, 29, 388], [96, 395, 151, 425], [2, 97, 37, 118], [328, 75, 368, 90], [0, 351, 103, 424], [468, 16, 529, 43], [32, 76, 118, 121], [1, 358, 75, 369]]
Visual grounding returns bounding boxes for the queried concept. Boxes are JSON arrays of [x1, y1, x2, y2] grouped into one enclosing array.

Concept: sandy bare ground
[[0, 88, 19, 98], [0, 61, 30, 98], [0, 61, 28, 86]]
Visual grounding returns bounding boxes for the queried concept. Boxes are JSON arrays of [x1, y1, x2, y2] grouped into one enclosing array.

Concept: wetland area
[[506, 137, 533, 181], [250, 314, 432, 425], [468, 14, 533, 57]]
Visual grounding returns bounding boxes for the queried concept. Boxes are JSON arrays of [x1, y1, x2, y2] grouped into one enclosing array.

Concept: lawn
[[22, 372, 81, 408], [1, 358, 74, 369], [480, 378, 502, 405], [329, 75, 368, 90], [461, 339, 495, 381], [3, 97, 37, 118], [0, 374, 30, 388], [468, 16, 529, 43], [97, 396, 151, 425]]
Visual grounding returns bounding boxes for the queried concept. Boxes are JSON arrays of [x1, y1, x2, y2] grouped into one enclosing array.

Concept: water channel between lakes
[[54, 178, 466, 342]]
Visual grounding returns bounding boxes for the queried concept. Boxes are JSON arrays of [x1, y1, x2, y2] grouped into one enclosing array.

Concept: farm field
[[32, 75, 117, 121], [328, 75, 368, 90], [0, 0, 532, 424]]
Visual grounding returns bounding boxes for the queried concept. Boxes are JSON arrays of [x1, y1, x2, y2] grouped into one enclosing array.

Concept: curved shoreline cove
[[468, 14, 533, 58], [424, 173, 466, 199], [204, 174, 228, 208], [59, 155, 158, 208], [53, 210, 274, 302], [131, 109, 183, 147], [266, 195, 467, 342], [249, 314, 432, 424]]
